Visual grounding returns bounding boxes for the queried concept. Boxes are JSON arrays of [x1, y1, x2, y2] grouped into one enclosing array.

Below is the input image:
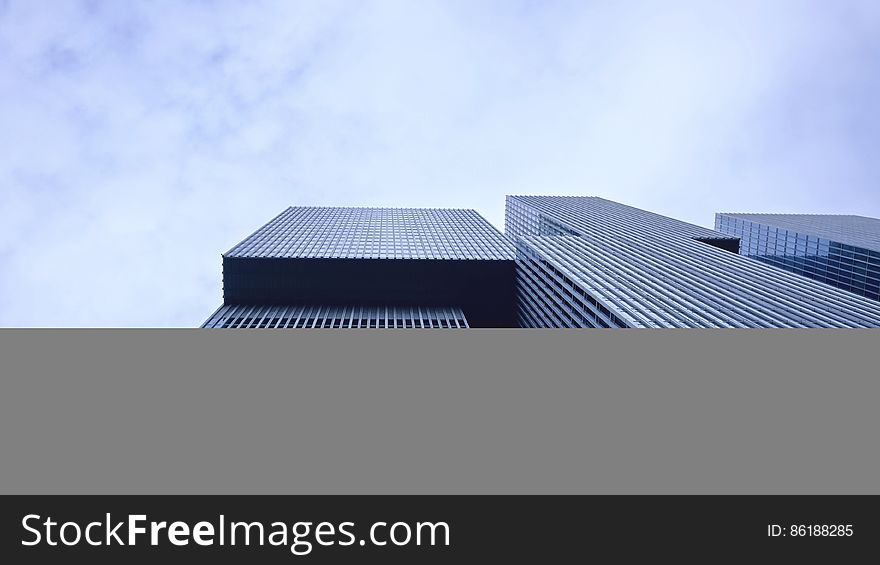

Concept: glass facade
[[203, 304, 469, 329], [227, 207, 513, 260], [506, 196, 880, 328], [715, 213, 880, 302]]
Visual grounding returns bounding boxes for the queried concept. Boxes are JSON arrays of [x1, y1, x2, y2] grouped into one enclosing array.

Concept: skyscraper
[[204, 198, 880, 329], [506, 196, 880, 327], [715, 213, 880, 302], [202, 206, 517, 328]]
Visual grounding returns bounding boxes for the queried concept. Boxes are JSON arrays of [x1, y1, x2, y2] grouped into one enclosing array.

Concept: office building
[[715, 213, 880, 302], [203, 206, 517, 328], [506, 196, 880, 327], [204, 198, 880, 328]]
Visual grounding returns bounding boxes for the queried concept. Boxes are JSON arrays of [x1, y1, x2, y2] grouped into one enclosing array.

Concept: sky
[[1, 0, 879, 327]]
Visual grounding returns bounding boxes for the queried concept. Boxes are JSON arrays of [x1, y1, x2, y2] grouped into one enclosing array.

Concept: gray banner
[[1, 329, 877, 494]]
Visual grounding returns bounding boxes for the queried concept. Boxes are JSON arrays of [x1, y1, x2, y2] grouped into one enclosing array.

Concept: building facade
[[204, 198, 880, 328], [506, 196, 880, 328], [715, 213, 880, 302], [203, 206, 517, 328]]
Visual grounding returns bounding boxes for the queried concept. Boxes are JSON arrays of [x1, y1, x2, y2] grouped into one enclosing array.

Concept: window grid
[[203, 304, 469, 329], [716, 213, 880, 302], [226, 207, 514, 261]]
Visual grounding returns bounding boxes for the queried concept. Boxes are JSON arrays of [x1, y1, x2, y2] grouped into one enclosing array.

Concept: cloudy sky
[[1, 0, 878, 327]]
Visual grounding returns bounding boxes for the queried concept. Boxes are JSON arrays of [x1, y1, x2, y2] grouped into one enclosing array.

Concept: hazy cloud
[[1, 0, 878, 326]]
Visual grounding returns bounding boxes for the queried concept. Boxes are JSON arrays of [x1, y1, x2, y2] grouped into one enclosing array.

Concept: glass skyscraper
[[715, 213, 880, 302], [203, 206, 517, 328], [506, 196, 880, 328], [204, 198, 880, 328]]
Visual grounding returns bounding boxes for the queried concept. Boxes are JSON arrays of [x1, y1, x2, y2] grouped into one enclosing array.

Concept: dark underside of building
[[219, 255, 518, 328]]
